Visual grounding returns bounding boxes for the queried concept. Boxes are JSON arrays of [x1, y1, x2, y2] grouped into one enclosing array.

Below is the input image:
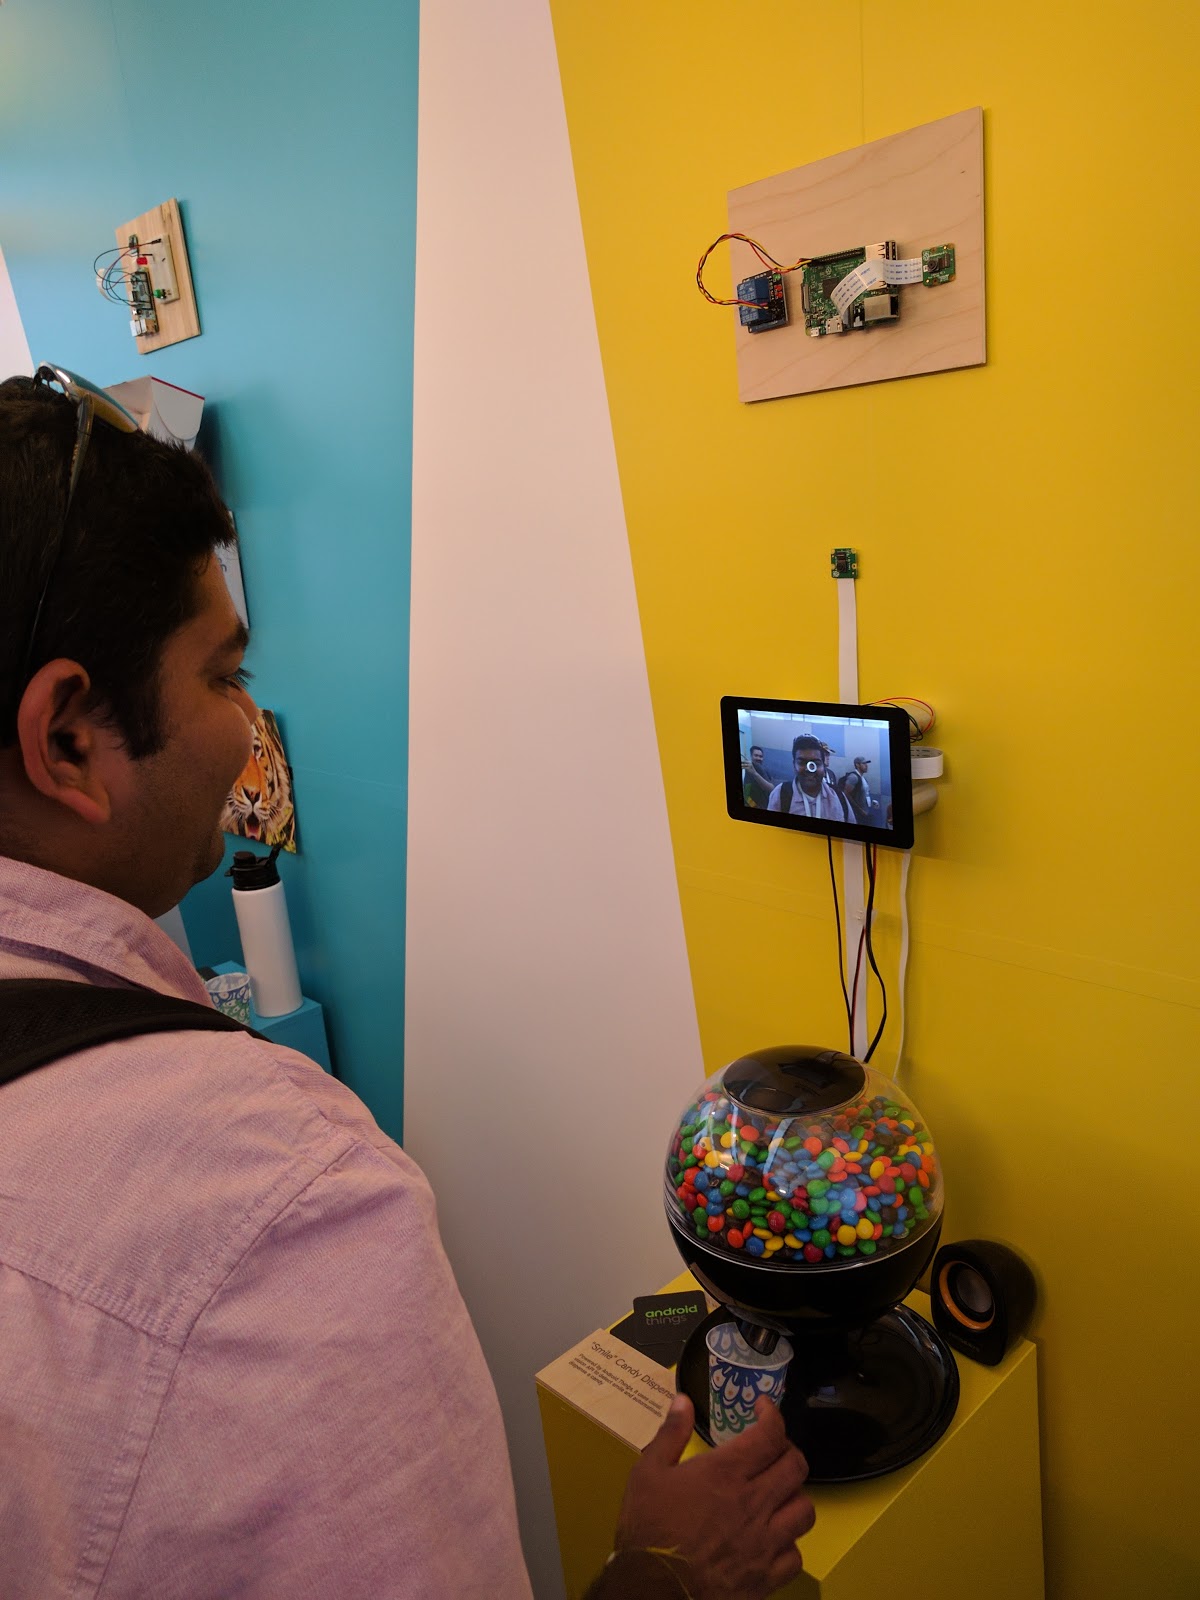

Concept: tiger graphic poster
[[220, 708, 298, 853]]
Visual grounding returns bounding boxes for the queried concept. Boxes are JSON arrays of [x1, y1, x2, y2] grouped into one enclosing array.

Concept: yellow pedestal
[[537, 1273, 1044, 1599]]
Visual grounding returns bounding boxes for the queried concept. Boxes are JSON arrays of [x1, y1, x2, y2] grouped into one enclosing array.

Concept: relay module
[[737, 270, 788, 334]]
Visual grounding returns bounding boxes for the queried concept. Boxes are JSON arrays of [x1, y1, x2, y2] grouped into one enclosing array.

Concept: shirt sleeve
[[766, 785, 782, 811], [103, 1140, 532, 1600]]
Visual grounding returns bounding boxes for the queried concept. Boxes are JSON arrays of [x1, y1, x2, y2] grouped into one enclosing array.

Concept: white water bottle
[[227, 845, 303, 1017]]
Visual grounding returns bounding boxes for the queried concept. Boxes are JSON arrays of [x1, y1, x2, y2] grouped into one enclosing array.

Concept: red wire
[[695, 231, 810, 309], [871, 696, 936, 735]]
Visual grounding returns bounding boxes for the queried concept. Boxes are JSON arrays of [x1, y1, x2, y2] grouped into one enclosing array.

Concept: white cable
[[831, 254, 926, 320], [893, 849, 912, 1080], [836, 578, 858, 702], [836, 577, 866, 1057]]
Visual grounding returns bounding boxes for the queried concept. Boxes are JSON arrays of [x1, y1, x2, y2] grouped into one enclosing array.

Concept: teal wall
[[0, 0, 418, 1137]]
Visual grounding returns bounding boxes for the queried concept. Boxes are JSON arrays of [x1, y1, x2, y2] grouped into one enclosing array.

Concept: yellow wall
[[548, 3, 1199, 1595]]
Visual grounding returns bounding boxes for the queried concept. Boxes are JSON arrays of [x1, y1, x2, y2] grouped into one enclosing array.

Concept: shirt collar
[[0, 854, 209, 1003]]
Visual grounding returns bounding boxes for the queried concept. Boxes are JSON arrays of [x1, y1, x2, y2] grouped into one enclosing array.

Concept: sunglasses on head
[[12, 364, 140, 722]]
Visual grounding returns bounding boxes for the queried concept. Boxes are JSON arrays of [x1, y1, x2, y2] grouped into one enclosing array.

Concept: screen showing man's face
[[733, 706, 897, 835], [794, 746, 825, 794]]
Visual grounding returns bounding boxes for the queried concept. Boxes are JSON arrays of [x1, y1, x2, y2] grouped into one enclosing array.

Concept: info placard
[[536, 1329, 675, 1451]]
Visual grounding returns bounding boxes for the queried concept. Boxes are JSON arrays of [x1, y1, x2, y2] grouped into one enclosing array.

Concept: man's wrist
[[583, 1547, 696, 1599]]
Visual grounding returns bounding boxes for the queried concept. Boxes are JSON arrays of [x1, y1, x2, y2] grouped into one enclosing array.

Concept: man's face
[[106, 556, 256, 914], [750, 747, 765, 771], [794, 745, 825, 794], [855, 758, 870, 775]]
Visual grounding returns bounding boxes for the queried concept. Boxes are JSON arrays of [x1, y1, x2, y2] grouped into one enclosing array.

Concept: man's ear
[[15, 660, 115, 825]]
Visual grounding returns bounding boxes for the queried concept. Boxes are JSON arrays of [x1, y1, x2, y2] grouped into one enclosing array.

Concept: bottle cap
[[226, 844, 282, 890]]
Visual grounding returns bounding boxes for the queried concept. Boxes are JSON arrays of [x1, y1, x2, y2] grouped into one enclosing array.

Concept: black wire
[[106, 259, 136, 285], [862, 846, 889, 1061], [95, 246, 138, 305], [92, 238, 162, 272], [827, 838, 853, 1053], [94, 241, 162, 307], [102, 269, 132, 305]]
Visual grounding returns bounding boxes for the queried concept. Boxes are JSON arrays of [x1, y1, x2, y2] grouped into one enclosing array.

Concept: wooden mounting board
[[728, 107, 985, 402], [115, 198, 201, 354]]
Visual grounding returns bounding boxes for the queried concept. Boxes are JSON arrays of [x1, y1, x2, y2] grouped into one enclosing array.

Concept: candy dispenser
[[666, 1046, 959, 1481]]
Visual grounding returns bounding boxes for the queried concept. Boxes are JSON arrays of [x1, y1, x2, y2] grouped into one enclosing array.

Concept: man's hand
[[614, 1393, 815, 1599]]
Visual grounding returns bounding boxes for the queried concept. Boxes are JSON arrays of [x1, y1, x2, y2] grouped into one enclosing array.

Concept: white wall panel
[[408, 2, 704, 1594], [0, 246, 33, 378]]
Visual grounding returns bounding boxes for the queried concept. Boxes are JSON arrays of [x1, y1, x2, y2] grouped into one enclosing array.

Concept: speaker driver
[[930, 1240, 1036, 1366]]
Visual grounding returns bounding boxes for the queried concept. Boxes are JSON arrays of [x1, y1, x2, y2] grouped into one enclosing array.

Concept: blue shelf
[[212, 961, 332, 1073]]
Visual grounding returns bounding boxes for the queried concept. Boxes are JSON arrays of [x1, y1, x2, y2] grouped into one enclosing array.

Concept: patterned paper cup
[[205, 971, 252, 1025], [705, 1322, 793, 1445]]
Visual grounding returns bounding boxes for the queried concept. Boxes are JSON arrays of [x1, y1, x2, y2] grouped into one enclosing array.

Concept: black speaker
[[930, 1240, 1036, 1366]]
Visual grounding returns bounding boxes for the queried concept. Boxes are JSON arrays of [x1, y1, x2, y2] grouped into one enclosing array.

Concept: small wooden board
[[114, 198, 201, 354], [728, 107, 985, 402]]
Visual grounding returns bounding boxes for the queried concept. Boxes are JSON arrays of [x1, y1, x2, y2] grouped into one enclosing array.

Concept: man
[[840, 756, 878, 825], [0, 370, 814, 1599], [768, 735, 855, 823], [741, 743, 773, 807]]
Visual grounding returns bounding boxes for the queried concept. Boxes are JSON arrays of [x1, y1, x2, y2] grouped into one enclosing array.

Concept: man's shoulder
[[1, 1019, 414, 1345]]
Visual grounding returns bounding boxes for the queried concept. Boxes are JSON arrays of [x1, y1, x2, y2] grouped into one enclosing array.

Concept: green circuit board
[[798, 239, 956, 336], [801, 248, 864, 335], [921, 244, 956, 286], [801, 245, 898, 336]]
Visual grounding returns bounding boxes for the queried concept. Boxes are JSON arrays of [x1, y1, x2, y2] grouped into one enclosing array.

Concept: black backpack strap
[[780, 781, 793, 814], [0, 979, 265, 1088]]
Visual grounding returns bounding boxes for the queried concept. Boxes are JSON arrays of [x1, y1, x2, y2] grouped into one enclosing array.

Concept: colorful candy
[[666, 1084, 939, 1266]]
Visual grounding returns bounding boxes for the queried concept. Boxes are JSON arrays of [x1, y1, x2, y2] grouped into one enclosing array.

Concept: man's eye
[[224, 666, 254, 691]]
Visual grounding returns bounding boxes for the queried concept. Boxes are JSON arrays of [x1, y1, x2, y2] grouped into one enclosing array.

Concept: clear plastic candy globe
[[664, 1046, 944, 1328]]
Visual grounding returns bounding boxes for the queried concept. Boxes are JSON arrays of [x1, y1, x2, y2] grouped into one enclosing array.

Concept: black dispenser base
[[677, 1306, 960, 1483]]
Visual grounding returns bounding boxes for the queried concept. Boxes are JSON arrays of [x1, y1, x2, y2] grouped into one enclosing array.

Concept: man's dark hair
[[750, 745, 764, 759], [0, 375, 236, 756], [792, 735, 823, 758]]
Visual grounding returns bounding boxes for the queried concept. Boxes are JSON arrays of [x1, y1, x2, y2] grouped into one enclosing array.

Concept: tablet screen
[[721, 698, 913, 849]]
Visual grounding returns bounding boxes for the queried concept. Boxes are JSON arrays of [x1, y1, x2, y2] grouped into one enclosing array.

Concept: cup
[[705, 1322, 793, 1444], [205, 971, 252, 1024]]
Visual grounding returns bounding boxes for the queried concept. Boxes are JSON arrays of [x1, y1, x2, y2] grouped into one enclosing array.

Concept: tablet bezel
[[720, 696, 915, 850]]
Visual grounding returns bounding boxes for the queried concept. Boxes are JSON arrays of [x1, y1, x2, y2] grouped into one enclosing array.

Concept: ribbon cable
[[836, 577, 867, 1057]]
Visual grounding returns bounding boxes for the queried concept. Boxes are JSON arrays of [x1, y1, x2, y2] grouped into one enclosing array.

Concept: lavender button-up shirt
[[0, 857, 532, 1599]]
